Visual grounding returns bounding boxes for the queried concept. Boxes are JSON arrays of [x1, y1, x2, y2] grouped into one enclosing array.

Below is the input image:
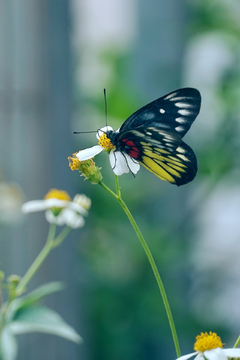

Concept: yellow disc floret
[[68, 152, 82, 171], [194, 332, 223, 352], [44, 189, 71, 201], [98, 133, 115, 151]]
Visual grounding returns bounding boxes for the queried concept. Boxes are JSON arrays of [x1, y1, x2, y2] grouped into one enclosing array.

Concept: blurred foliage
[[72, 1, 240, 359], [189, 0, 240, 183], [190, 0, 240, 35]]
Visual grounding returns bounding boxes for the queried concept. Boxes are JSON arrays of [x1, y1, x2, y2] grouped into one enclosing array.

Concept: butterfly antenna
[[73, 130, 97, 134], [104, 88, 108, 126], [74, 89, 108, 135]]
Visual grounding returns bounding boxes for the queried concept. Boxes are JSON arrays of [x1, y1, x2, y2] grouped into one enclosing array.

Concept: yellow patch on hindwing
[[141, 156, 175, 183]]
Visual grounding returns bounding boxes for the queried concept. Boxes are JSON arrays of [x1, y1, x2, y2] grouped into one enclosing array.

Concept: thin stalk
[[15, 224, 57, 296], [52, 226, 72, 248], [233, 335, 240, 348], [99, 178, 181, 357]]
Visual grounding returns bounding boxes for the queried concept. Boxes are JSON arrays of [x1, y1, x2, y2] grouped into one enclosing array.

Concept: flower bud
[[68, 153, 102, 184]]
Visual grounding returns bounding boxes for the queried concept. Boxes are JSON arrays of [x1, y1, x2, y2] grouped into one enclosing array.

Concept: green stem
[[52, 226, 72, 248], [15, 224, 57, 296], [115, 175, 121, 198], [233, 335, 240, 348], [99, 178, 181, 357]]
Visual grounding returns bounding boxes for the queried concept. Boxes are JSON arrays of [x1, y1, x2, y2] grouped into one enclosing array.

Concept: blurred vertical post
[[135, 0, 186, 98], [0, 0, 82, 359]]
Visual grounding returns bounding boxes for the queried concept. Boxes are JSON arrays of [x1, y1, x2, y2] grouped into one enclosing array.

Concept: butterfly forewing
[[119, 88, 201, 139]]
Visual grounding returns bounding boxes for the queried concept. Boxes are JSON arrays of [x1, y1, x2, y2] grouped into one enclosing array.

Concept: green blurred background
[[1, 0, 240, 359]]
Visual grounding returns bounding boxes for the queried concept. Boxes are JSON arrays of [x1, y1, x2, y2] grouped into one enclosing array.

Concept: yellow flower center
[[44, 189, 71, 201], [194, 332, 223, 352], [98, 133, 115, 151], [68, 153, 82, 171]]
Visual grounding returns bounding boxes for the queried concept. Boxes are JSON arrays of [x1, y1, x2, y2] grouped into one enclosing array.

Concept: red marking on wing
[[121, 138, 140, 158], [128, 148, 140, 158], [122, 139, 134, 146]]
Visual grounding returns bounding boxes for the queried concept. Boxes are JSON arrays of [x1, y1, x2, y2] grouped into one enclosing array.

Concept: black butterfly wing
[[115, 126, 197, 186], [119, 88, 201, 139]]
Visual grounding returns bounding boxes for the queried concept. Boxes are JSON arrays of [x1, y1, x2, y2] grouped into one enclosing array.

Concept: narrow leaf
[[8, 306, 82, 344], [7, 282, 64, 321]]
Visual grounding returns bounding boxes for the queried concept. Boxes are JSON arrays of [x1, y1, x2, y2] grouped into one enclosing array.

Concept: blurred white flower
[[0, 182, 25, 224], [22, 189, 90, 229]]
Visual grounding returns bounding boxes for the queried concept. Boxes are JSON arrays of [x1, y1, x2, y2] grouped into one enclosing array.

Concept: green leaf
[[16, 282, 65, 308], [0, 328, 18, 360], [6, 282, 64, 321], [7, 306, 82, 344]]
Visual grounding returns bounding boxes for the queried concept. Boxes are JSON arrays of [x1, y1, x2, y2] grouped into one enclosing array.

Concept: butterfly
[[105, 88, 201, 186]]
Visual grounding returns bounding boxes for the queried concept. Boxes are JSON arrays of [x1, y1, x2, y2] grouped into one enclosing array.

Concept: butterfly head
[[97, 126, 116, 153]]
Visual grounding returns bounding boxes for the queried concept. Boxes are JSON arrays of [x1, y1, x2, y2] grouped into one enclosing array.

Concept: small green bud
[[68, 154, 103, 184]]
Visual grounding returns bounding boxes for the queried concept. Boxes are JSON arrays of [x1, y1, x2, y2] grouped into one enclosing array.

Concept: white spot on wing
[[146, 131, 152, 136], [175, 102, 192, 108], [178, 109, 192, 116], [177, 154, 189, 162], [162, 134, 175, 140], [159, 108, 165, 113], [176, 117, 187, 124], [169, 96, 185, 101], [132, 130, 145, 137], [164, 92, 177, 100], [175, 126, 185, 132], [177, 146, 186, 153]]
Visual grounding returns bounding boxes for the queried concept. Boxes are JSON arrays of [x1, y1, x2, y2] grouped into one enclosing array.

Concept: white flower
[[76, 126, 140, 176], [177, 332, 240, 360], [21, 189, 90, 229], [45, 207, 85, 229], [0, 182, 25, 224], [178, 347, 240, 360]]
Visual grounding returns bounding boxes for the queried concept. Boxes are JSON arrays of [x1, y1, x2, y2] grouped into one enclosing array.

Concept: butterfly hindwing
[[115, 126, 197, 186], [119, 88, 201, 139]]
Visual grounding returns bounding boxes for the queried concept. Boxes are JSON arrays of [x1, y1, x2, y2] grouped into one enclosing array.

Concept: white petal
[[22, 200, 48, 213], [96, 126, 113, 139], [70, 215, 85, 229], [222, 348, 240, 358], [176, 351, 198, 360], [61, 208, 85, 228], [125, 154, 140, 174], [204, 348, 227, 360], [21, 199, 69, 213], [73, 194, 91, 211], [195, 354, 205, 360], [68, 201, 88, 215], [45, 210, 65, 225], [76, 145, 103, 161], [109, 151, 140, 176], [109, 151, 130, 175], [44, 198, 70, 208]]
